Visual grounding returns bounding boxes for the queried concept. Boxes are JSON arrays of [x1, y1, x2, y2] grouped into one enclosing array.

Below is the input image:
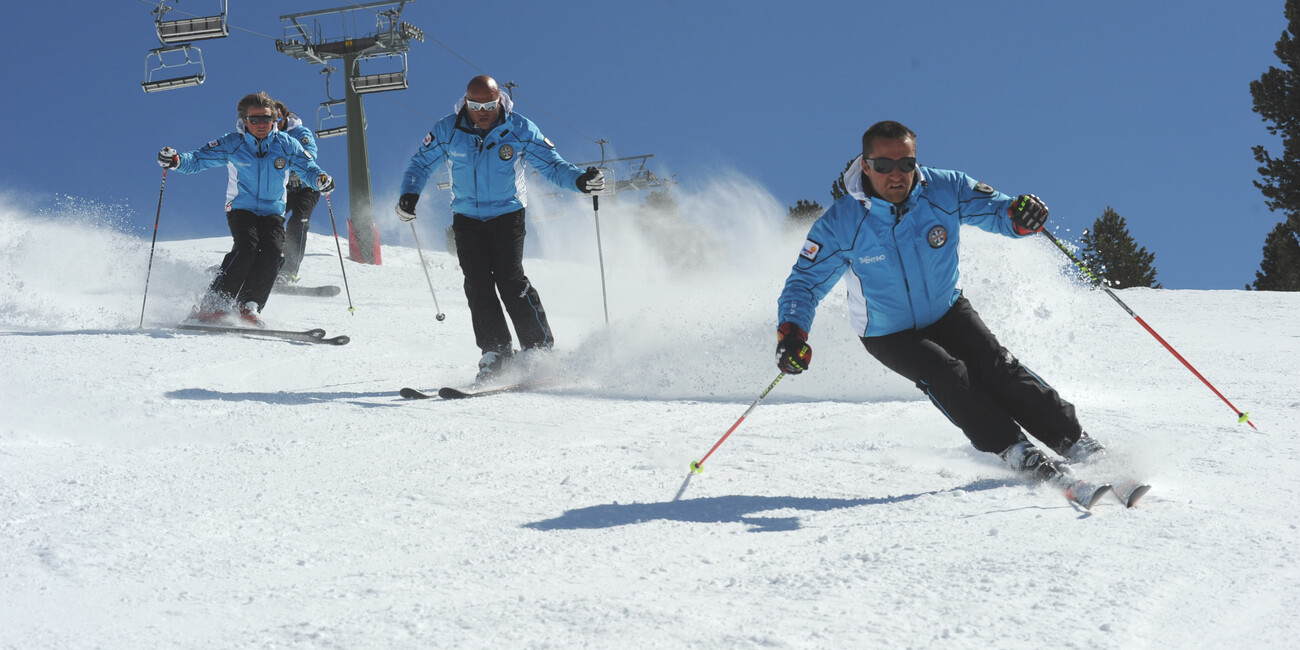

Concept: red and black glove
[[1008, 194, 1048, 235], [776, 322, 812, 374]]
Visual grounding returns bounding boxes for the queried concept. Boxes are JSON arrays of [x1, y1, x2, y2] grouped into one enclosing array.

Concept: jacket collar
[[844, 154, 927, 209]]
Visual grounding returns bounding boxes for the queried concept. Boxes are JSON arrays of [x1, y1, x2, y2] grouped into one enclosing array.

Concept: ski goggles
[[863, 156, 918, 174], [244, 115, 276, 125], [465, 98, 500, 112]]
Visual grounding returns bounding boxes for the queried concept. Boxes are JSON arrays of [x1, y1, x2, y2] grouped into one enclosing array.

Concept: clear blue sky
[[0, 1, 1288, 290]]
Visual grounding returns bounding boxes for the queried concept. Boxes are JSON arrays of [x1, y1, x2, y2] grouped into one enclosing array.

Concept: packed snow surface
[[2, 187, 1298, 649]]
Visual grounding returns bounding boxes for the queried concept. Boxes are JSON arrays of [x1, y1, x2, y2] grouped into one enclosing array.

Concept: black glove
[[576, 166, 605, 194], [1008, 194, 1048, 235], [157, 147, 179, 169], [317, 173, 335, 194], [776, 322, 812, 374], [396, 193, 419, 222]]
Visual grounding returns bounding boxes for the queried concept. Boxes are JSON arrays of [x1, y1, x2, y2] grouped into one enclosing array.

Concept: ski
[[272, 284, 342, 297], [176, 323, 350, 345], [1060, 477, 1112, 510], [399, 377, 558, 400], [1111, 479, 1152, 508]]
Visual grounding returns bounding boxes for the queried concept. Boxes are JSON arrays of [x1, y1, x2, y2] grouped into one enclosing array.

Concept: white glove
[[157, 147, 179, 169], [577, 167, 605, 194]]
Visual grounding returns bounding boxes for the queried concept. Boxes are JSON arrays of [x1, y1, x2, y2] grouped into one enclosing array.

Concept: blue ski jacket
[[400, 93, 585, 220], [175, 126, 326, 217], [777, 156, 1029, 338]]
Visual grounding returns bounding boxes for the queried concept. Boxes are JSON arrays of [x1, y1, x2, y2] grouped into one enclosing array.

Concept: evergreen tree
[[1249, 0, 1300, 289], [1250, 213, 1300, 290], [1079, 207, 1162, 289], [787, 199, 824, 227], [830, 157, 856, 201]]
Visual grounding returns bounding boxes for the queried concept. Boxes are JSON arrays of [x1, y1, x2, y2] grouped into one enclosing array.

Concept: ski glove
[[576, 166, 606, 194], [157, 147, 179, 169], [1009, 194, 1048, 235], [396, 193, 419, 222], [317, 173, 335, 194], [776, 322, 812, 374]]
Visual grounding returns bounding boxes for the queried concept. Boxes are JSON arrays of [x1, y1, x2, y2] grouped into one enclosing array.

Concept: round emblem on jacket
[[300, 136, 311, 146], [274, 157, 287, 170], [498, 144, 514, 161], [927, 225, 948, 248]]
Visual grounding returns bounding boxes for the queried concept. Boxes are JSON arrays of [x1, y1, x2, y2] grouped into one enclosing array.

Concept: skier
[[395, 74, 605, 381], [158, 91, 334, 327], [775, 120, 1105, 485], [272, 101, 321, 286]]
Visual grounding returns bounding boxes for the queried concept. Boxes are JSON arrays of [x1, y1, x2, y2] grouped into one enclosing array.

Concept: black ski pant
[[208, 209, 285, 312], [860, 296, 1083, 454], [452, 210, 553, 354], [280, 186, 320, 278]]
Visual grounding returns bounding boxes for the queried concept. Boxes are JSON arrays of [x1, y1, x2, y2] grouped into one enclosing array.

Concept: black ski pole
[[1041, 229, 1256, 430], [323, 194, 356, 314], [592, 194, 610, 325], [138, 169, 168, 328]]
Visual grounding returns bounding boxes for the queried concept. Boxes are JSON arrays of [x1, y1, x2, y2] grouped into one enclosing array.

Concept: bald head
[[467, 75, 499, 99]]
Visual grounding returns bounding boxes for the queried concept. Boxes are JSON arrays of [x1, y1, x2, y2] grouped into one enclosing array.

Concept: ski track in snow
[[2, 198, 1299, 649]]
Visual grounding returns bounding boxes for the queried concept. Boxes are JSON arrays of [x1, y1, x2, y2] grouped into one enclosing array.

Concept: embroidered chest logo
[[859, 254, 886, 265], [274, 157, 287, 170], [927, 225, 948, 249], [498, 144, 515, 161]]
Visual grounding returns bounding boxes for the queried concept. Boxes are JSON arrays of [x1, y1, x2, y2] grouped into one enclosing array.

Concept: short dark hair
[[862, 121, 917, 157], [272, 100, 289, 120], [237, 92, 276, 118]]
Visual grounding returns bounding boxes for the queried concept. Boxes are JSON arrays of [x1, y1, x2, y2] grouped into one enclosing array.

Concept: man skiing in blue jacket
[[158, 91, 333, 326], [396, 75, 605, 381], [776, 120, 1104, 485], [272, 101, 322, 286]]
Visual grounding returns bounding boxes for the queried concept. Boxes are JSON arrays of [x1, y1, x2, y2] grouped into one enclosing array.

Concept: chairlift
[[315, 66, 348, 138], [317, 100, 348, 138], [351, 53, 408, 95], [142, 45, 206, 93], [153, 0, 229, 45]]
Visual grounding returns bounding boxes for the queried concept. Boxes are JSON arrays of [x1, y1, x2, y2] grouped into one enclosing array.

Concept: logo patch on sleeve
[[971, 180, 995, 195], [800, 238, 823, 261], [422, 133, 433, 147], [206, 140, 219, 148], [301, 136, 311, 146], [542, 136, 555, 149]]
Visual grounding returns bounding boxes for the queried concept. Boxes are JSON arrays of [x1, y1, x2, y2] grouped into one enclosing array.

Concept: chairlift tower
[[275, 1, 424, 264]]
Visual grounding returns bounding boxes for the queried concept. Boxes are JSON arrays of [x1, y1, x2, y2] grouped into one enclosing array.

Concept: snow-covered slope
[[2, 188, 1297, 649]]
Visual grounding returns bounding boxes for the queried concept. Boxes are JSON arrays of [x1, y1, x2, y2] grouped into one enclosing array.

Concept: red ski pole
[[1042, 229, 1256, 430], [691, 373, 786, 473]]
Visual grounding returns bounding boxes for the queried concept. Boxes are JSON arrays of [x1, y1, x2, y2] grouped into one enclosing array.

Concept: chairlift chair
[[142, 45, 206, 93], [153, 0, 229, 44], [316, 99, 348, 138], [350, 53, 409, 95]]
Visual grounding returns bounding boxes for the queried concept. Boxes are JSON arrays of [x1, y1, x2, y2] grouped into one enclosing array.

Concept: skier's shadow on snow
[[167, 387, 396, 407], [525, 480, 1009, 533]]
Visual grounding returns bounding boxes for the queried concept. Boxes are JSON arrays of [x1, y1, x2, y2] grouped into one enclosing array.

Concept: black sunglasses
[[245, 115, 276, 125], [863, 157, 918, 174]]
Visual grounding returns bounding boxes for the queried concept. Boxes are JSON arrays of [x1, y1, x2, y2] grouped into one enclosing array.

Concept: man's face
[[466, 88, 501, 130], [244, 105, 276, 140], [862, 137, 917, 204]]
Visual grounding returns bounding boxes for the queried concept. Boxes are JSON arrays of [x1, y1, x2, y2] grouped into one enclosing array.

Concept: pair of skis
[[400, 377, 556, 400], [1050, 471, 1150, 510], [176, 322, 350, 346]]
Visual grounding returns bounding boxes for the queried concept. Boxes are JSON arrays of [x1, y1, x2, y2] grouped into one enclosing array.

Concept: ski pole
[[1041, 229, 1256, 430], [691, 373, 786, 473], [323, 194, 356, 314], [408, 221, 445, 321], [138, 169, 168, 328], [592, 194, 610, 325]]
